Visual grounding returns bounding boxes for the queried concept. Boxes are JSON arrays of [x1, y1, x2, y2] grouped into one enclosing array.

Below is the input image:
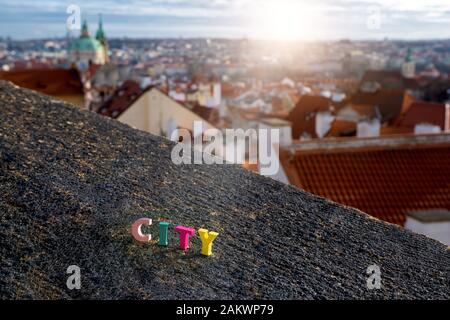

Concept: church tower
[[95, 15, 109, 64], [402, 48, 415, 79], [69, 19, 107, 66], [81, 20, 90, 38]]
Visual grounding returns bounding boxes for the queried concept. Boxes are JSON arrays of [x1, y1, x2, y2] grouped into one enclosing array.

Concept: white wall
[[414, 124, 442, 134], [405, 218, 450, 245], [357, 119, 381, 138], [118, 88, 216, 137], [315, 112, 335, 138], [258, 121, 292, 147]]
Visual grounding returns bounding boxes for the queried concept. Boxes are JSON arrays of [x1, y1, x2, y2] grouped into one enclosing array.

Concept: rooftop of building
[[396, 101, 449, 131], [98, 80, 148, 118], [281, 134, 450, 226], [349, 88, 415, 123], [287, 95, 334, 139], [98, 83, 220, 127], [0, 68, 83, 96], [360, 70, 419, 90], [69, 19, 105, 52]]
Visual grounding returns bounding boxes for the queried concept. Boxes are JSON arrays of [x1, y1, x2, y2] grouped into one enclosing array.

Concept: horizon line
[[4, 35, 450, 43]]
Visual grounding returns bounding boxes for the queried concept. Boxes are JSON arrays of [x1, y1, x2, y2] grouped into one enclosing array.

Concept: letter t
[[175, 226, 195, 251]]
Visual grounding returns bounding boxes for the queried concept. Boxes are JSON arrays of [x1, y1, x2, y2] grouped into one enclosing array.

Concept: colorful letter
[[131, 218, 152, 242], [198, 229, 219, 256], [175, 226, 195, 251], [159, 221, 169, 246]]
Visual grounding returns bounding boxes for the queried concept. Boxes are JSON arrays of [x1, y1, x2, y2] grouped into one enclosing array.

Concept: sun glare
[[249, 0, 322, 41]]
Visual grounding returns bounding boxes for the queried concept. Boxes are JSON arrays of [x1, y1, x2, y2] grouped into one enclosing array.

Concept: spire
[[96, 14, 106, 42], [402, 48, 415, 79], [81, 20, 90, 38], [405, 48, 413, 63]]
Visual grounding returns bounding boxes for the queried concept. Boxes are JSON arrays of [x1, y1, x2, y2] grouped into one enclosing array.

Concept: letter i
[[159, 222, 169, 246]]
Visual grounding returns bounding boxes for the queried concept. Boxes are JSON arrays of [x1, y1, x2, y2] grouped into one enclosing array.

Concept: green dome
[[70, 37, 103, 52], [69, 20, 104, 53]]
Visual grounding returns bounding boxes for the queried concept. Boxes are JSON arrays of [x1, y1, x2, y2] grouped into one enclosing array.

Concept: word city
[[131, 218, 219, 256]]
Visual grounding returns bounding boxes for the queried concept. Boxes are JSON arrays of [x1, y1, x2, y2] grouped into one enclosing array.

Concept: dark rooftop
[[98, 80, 146, 118], [360, 70, 418, 91], [0, 68, 83, 96], [396, 101, 449, 131], [350, 89, 415, 123], [0, 81, 449, 299]]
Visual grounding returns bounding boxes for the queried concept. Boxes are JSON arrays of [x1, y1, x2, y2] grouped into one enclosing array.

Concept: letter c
[[131, 218, 152, 242]]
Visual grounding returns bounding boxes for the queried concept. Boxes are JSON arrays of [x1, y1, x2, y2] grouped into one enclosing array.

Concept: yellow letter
[[198, 229, 219, 256]]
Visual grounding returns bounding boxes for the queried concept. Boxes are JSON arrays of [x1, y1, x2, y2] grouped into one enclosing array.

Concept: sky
[[1, 0, 450, 40]]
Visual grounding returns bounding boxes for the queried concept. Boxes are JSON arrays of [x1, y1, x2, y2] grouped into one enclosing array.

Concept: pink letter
[[131, 218, 152, 242], [175, 226, 195, 250]]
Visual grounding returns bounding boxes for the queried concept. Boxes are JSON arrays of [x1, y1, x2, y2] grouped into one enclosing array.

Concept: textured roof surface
[[281, 138, 450, 226], [0, 81, 449, 300], [99, 80, 146, 118], [190, 103, 220, 125]]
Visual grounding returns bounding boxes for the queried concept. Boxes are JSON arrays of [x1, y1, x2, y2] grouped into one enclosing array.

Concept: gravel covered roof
[[0, 80, 449, 299]]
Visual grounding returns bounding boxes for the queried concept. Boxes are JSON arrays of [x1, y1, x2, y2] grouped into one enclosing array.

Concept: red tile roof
[[0, 68, 83, 96], [99, 85, 220, 127], [99, 80, 147, 118], [280, 134, 450, 225], [397, 102, 450, 131], [190, 103, 219, 125]]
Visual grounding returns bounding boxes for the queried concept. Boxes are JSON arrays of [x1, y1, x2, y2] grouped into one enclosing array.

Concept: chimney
[[357, 118, 380, 137], [213, 82, 221, 107], [315, 111, 335, 138], [414, 123, 441, 134]]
